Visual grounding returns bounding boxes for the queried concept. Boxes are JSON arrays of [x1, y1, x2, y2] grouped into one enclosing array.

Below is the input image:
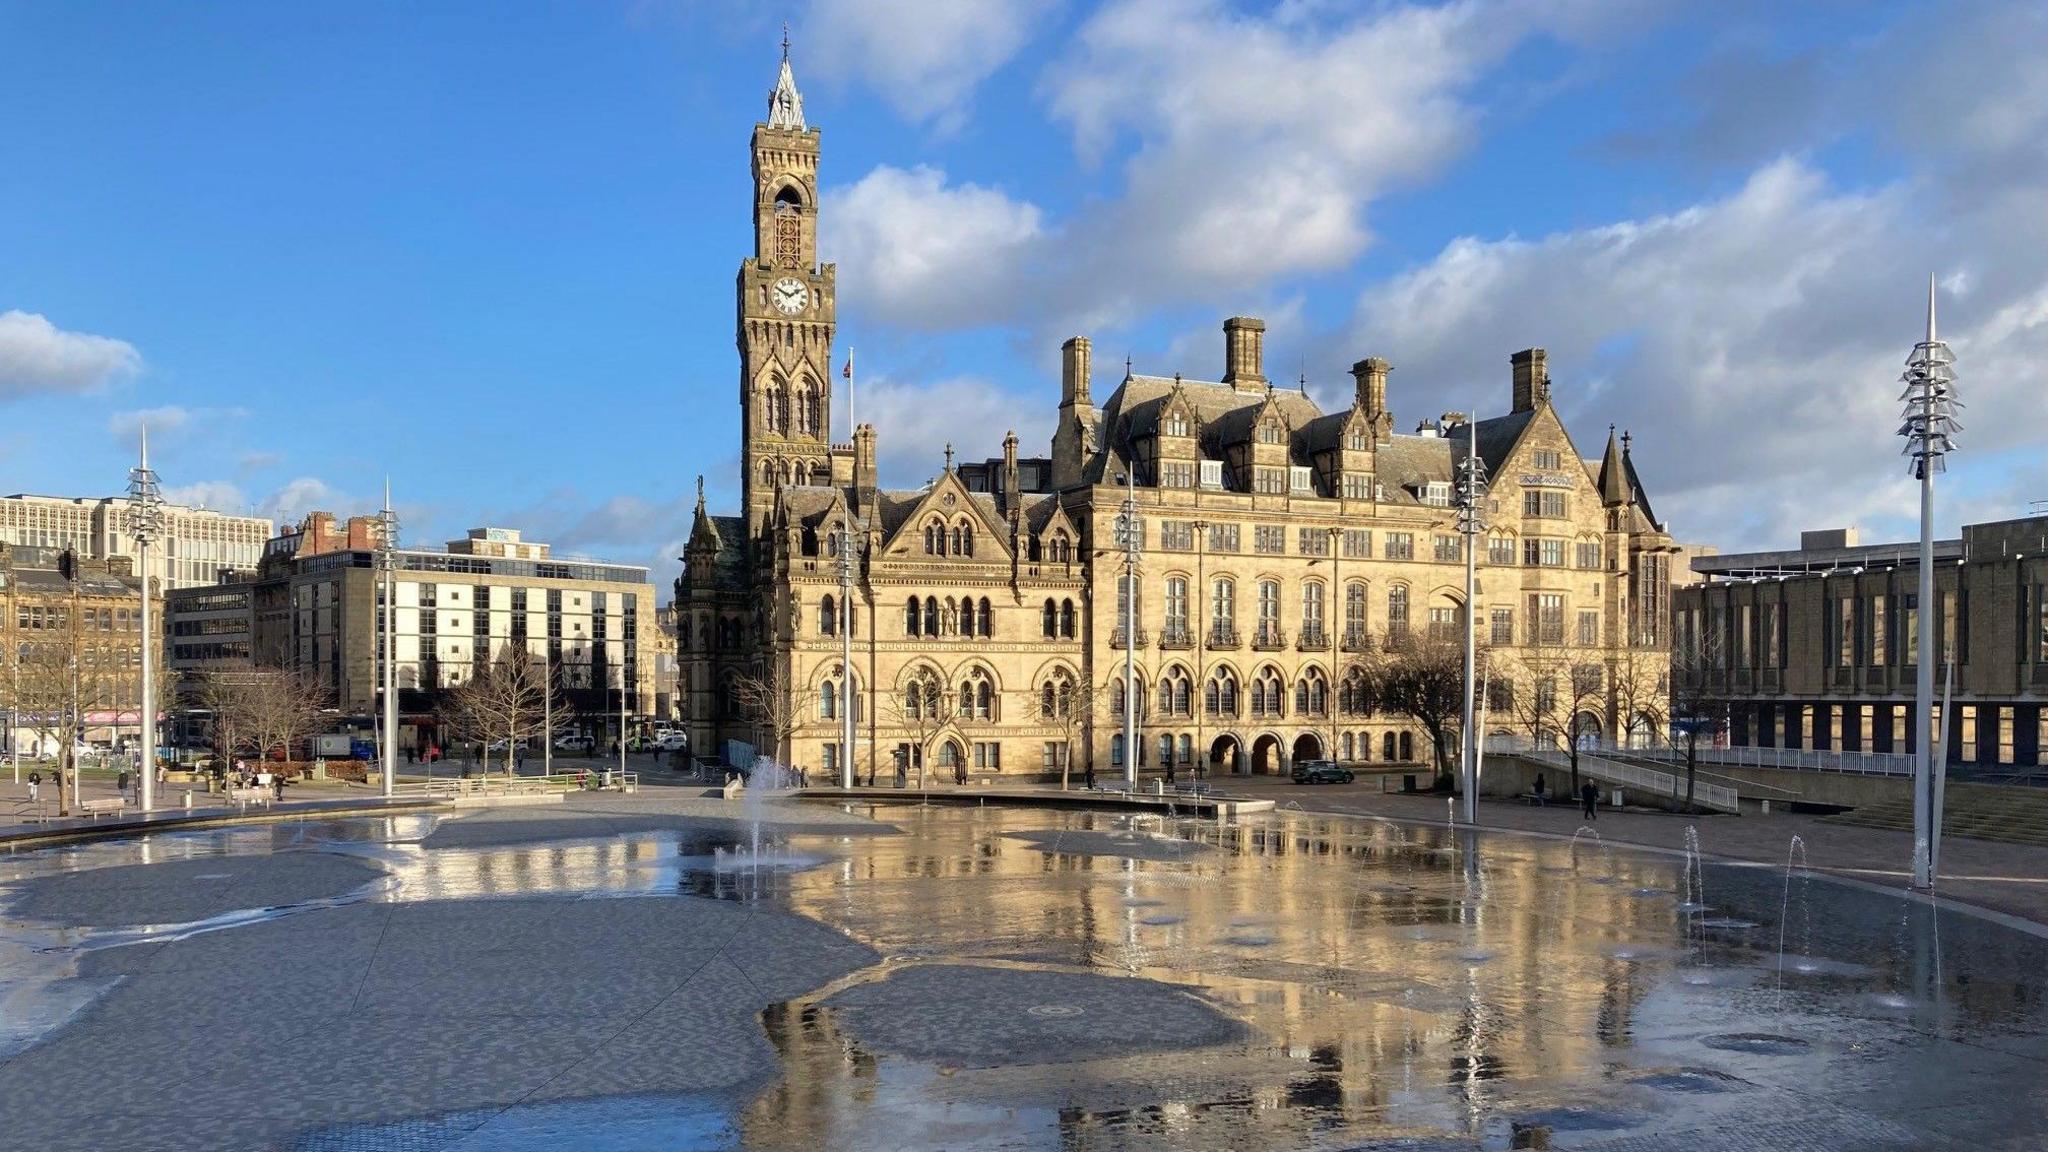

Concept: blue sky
[[4, 1, 2045, 593]]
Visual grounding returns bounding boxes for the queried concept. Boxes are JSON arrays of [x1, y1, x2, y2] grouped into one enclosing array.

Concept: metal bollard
[[183, 790, 193, 810]]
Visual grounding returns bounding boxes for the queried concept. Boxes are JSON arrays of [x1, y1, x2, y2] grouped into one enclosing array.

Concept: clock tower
[[739, 37, 836, 536]]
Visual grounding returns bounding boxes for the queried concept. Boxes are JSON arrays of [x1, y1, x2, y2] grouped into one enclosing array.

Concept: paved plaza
[[2, 788, 2048, 1149]]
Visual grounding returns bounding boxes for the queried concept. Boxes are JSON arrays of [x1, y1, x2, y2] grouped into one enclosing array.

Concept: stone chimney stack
[[1350, 357, 1393, 443], [1223, 316, 1267, 389], [853, 423, 878, 493], [1001, 430, 1021, 513], [1061, 336, 1092, 407], [1511, 348, 1549, 413]]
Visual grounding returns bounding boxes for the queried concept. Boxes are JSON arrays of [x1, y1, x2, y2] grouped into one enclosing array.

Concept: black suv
[[1291, 760, 1354, 785]]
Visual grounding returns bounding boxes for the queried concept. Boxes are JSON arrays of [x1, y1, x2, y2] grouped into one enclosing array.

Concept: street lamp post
[[1455, 420, 1489, 825], [837, 520, 862, 789], [380, 480, 400, 799], [1898, 276, 1959, 890], [1116, 471, 1140, 790], [128, 424, 163, 813]]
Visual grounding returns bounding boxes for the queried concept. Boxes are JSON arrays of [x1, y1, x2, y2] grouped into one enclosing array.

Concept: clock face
[[771, 277, 809, 315]]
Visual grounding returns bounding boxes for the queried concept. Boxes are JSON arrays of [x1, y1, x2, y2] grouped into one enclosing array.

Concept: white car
[[553, 733, 595, 751], [654, 733, 689, 752]]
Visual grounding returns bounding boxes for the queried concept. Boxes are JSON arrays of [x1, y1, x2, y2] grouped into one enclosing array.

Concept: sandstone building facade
[[676, 53, 1678, 779]]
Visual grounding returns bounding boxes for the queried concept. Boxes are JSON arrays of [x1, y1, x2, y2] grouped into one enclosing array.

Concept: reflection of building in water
[[765, 808, 1673, 1143]]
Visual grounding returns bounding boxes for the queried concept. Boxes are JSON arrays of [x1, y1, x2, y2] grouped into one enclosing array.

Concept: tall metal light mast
[[127, 424, 163, 813], [1455, 420, 1489, 824], [1898, 276, 1960, 890], [380, 480, 400, 799]]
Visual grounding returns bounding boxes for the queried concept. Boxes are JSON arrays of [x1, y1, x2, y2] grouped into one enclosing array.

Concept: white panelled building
[[0, 493, 272, 590]]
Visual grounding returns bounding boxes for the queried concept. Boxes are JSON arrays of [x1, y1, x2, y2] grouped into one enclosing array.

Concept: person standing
[[26, 770, 39, 805], [1580, 780, 1598, 819]]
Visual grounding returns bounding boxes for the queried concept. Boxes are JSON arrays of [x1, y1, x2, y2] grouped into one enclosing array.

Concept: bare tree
[[13, 637, 98, 816], [1609, 641, 1668, 750], [730, 660, 817, 770], [243, 669, 330, 773], [1504, 641, 1571, 757], [882, 666, 948, 789], [1375, 631, 1468, 789], [1559, 661, 1607, 796], [1041, 672, 1094, 790], [445, 653, 557, 776], [1668, 634, 1732, 811], [197, 670, 262, 766]]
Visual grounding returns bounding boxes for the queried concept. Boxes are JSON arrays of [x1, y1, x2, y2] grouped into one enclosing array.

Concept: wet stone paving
[[1, 792, 2047, 1150]]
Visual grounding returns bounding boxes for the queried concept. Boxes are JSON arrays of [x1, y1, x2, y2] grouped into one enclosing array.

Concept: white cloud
[[826, 164, 1044, 330], [108, 406, 192, 439], [238, 451, 283, 472], [259, 477, 345, 525], [857, 372, 1055, 487], [805, 0, 1057, 129], [1344, 157, 2048, 551], [161, 480, 248, 514], [0, 311, 142, 396]]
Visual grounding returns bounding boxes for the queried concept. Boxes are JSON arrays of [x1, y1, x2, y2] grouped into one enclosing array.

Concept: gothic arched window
[[906, 597, 921, 637], [977, 597, 992, 638], [1041, 599, 1057, 639], [819, 594, 836, 636], [923, 597, 940, 637]]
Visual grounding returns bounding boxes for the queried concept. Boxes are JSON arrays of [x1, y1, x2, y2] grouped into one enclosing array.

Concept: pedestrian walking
[[1580, 780, 1598, 819], [1533, 774, 1547, 806], [1083, 763, 1096, 790], [116, 769, 130, 798], [273, 773, 285, 802], [26, 771, 39, 804]]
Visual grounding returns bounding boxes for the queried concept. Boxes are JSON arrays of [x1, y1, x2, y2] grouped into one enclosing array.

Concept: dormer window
[[1199, 460, 1224, 490], [1165, 411, 1189, 437], [1289, 466, 1313, 494], [1532, 449, 1561, 470], [1422, 481, 1452, 506], [1347, 431, 1368, 451], [1258, 422, 1283, 445]]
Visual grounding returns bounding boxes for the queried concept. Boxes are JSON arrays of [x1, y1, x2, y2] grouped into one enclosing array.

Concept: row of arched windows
[[1025, 532, 1074, 563], [817, 594, 859, 637], [923, 518, 976, 557], [905, 596, 992, 638], [759, 457, 828, 489], [759, 376, 825, 437], [1041, 598, 1077, 639]]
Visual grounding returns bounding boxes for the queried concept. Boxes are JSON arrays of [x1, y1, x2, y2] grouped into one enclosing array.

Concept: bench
[[1520, 792, 1553, 806], [77, 797, 126, 820], [227, 788, 272, 807]]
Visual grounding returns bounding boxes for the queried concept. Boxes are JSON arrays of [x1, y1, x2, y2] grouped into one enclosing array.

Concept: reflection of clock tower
[[739, 40, 835, 536]]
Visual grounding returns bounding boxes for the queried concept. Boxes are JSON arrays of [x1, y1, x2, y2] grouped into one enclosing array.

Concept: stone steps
[[1824, 788, 2048, 847]]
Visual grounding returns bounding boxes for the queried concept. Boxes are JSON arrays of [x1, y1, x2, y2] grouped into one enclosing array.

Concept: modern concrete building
[[167, 517, 659, 745], [0, 493, 272, 590], [1677, 515, 2048, 769], [676, 51, 1680, 780]]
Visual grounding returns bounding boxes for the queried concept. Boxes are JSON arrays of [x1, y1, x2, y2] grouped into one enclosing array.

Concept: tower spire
[[767, 27, 806, 130]]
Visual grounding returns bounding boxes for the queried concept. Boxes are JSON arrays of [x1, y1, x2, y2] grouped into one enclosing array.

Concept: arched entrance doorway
[[936, 738, 964, 781], [1291, 732, 1324, 764], [1251, 733, 1284, 775], [1209, 734, 1242, 775]]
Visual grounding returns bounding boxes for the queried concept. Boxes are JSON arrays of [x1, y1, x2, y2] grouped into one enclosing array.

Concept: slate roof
[[1087, 373, 1328, 481]]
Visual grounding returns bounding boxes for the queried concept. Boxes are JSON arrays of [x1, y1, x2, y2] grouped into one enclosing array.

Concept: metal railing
[[1625, 743, 1914, 777], [1523, 748, 1740, 814], [390, 772, 592, 798]]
